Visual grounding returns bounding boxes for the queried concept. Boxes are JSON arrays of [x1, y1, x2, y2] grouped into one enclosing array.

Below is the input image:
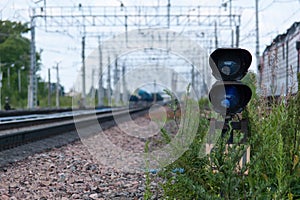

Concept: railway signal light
[[208, 48, 252, 115]]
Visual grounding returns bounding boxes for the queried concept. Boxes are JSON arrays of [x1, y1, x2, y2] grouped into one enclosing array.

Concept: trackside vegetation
[[0, 20, 72, 109], [146, 72, 300, 199]]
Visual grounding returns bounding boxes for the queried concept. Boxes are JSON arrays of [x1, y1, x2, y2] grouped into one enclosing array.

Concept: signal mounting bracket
[[208, 117, 249, 145]]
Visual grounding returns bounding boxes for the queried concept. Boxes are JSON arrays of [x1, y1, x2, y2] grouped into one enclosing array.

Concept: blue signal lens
[[221, 99, 230, 108], [220, 86, 240, 109], [209, 81, 252, 114]]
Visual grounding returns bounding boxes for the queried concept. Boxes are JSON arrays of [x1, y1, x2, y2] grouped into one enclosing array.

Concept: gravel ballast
[[0, 108, 176, 199]]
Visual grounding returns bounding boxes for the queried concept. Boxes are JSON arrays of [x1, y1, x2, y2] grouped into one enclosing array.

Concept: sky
[[1, 0, 300, 92]]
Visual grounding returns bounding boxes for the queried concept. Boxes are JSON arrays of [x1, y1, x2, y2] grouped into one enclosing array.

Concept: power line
[[0, 0, 10, 13], [26, 4, 241, 107], [274, 0, 299, 2], [259, 0, 300, 12], [280, 8, 299, 24], [240, 13, 255, 30], [259, 0, 275, 12]]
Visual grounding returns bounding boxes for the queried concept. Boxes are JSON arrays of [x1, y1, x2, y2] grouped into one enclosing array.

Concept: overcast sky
[[1, 0, 300, 92]]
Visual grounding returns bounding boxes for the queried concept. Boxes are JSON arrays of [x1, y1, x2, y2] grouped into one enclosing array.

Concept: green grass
[[147, 74, 300, 199]]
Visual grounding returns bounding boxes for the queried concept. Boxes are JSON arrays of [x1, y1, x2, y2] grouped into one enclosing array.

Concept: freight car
[[259, 22, 300, 98]]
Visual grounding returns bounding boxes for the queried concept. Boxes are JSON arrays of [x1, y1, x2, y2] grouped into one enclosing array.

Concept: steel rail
[[0, 107, 124, 131], [0, 106, 149, 151]]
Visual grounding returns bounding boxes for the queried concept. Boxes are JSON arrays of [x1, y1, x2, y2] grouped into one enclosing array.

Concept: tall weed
[[152, 73, 300, 199]]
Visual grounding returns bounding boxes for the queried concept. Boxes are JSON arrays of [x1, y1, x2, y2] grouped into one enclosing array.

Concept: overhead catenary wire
[[4, 0, 300, 106]]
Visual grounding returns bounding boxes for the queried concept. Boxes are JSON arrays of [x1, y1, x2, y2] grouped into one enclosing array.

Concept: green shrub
[[150, 74, 300, 199]]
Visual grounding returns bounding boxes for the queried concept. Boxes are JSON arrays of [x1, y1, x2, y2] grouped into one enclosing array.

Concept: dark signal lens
[[219, 60, 240, 76], [210, 48, 252, 80]]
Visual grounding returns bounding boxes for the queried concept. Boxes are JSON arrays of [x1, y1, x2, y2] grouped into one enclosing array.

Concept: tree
[[0, 20, 72, 109], [0, 20, 37, 109]]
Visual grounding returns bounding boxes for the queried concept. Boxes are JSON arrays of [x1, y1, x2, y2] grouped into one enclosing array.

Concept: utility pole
[[125, 15, 128, 46], [153, 80, 157, 103], [171, 71, 177, 93], [235, 16, 240, 47], [7, 64, 12, 89], [82, 36, 86, 108], [214, 21, 218, 49], [28, 8, 37, 109], [167, 0, 171, 28], [18, 66, 25, 93], [122, 63, 127, 104], [48, 68, 51, 107], [114, 56, 120, 105], [107, 56, 111, 106], [255, 0, 260, 92], [28, 4, 242, 106], [53, 62, 60, 108], [97, 36, 104, 107], [201, 53, 205, 96], [229, 0, 234, 48], [91, 68, 95, 101]]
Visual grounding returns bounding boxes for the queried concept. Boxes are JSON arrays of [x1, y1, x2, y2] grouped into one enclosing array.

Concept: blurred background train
[[259, 21, 300, 99], [129, 89, 164, 106]]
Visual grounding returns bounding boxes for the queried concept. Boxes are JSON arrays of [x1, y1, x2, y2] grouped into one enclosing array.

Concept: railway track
[[0, 107, 119, 131], [0, 106, 150, 151]]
